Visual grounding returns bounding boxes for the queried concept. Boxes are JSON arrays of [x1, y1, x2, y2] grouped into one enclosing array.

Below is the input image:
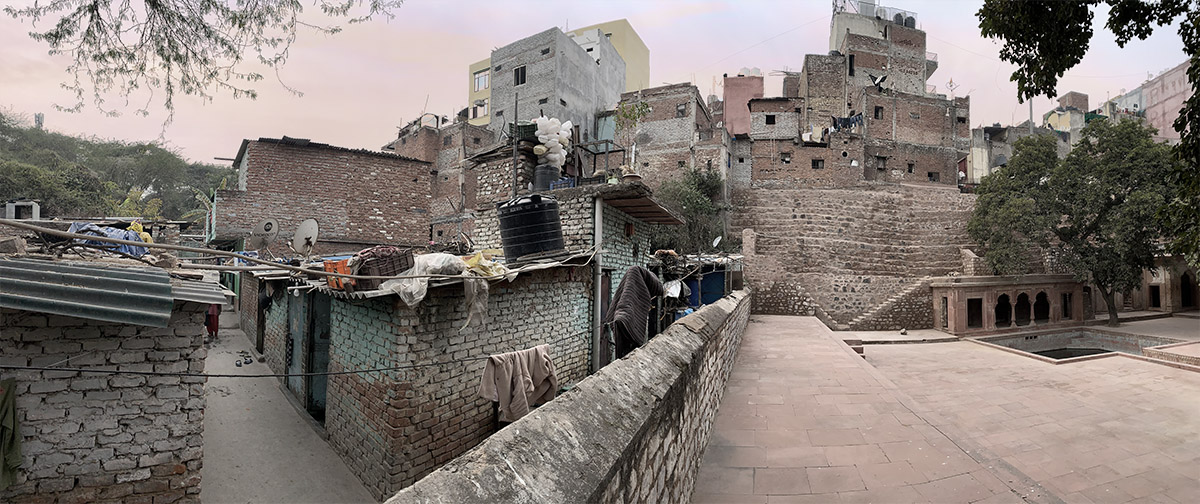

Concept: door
[[306, 294, 332, 423], [600, 270, 613, 367], [286, 292, 308, 396]]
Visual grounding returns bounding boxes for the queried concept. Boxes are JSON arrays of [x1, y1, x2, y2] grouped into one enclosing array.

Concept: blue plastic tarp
[[67, 222, 147, 257]]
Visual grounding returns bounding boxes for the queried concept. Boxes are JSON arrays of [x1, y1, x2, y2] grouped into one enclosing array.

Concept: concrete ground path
[[693, 315, 1200, 503], [200, 314, 375, 504]]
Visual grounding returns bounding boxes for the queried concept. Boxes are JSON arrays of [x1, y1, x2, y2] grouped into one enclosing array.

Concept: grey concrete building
[[488, 27, 625, 142]]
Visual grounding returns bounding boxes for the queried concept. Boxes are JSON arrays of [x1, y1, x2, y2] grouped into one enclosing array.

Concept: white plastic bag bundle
[[531, 115, 571, 169]]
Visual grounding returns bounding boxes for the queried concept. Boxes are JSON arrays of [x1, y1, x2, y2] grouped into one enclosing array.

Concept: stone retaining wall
[[0, 304, 207, 503], [386, 290, 751, 503]]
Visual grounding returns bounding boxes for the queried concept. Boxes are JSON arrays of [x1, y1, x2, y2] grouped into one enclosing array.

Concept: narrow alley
[[200, 312, 374, 504]]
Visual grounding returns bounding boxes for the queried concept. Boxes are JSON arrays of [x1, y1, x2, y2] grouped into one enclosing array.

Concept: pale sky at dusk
[[0, 0, 1188, 164]]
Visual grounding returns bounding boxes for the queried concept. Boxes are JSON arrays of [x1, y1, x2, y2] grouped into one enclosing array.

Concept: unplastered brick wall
[[388, 291, 751, 504], [215, 139, 433, 250], [322, 267, 593, 499], [616, 83, 714, 190], [750, 133, 866, 189], [734, 184, 975, 325], [238, 273, 259, 345], [0, 304, 207, 504], [260, 290, 288, 375]]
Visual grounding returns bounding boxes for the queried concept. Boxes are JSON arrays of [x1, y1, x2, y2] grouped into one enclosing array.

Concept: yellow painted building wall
[[570, 19, 650, 93], [468, 58, 492, 126]]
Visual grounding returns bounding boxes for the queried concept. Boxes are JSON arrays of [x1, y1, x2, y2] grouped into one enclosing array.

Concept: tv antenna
[[290, 219, 319, 260]]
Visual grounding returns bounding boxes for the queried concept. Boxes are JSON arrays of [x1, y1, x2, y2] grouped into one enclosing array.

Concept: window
[[738, 157, 745, 163], [677, 161, 686, 168], [538, 98, 549, 105], [437, 230, 443, 237], [875, 156, 887, 171], [540, 47, 550, 55], [586, 47, 594, 52], [909, 112, 920, 119], [473, 70, 489, 92], [765, 114, 776, 125], [473, 137, 481, 145], [471, 98, 488, 119], [811, 159, 824, 169], [907, 162, 914, 174], [605, 32, 612, 38], [676, 103, 687, 118], [560, 99, 567, 107], [495, 109, 503, 117], [941, 297, 949, 328], [927, 171, 940, 182], [780, 152, 792, 164], [494, 64, 502, 71], [443, 136, 452, 147], [706, 159, 713, 170], [848, 54, 855, 76], [514, 66, 526, 86], [874, 106, 884, 119], [1062, 293, 1073, 319], [956, 116, 967, 124]]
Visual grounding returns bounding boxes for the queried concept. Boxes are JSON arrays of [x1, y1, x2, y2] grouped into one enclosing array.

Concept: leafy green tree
[[978, 0, 1200, 268], [0, 160, 114, 216], [5, 0, 403, 121], [968, 120, 1174, 325], [654, 165, 730, 254]]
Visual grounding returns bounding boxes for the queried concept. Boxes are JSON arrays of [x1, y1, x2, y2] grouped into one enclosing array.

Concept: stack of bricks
[[0, 303, 208, 504], [319, 266, 594, 500], [387, 290, 753, 503]]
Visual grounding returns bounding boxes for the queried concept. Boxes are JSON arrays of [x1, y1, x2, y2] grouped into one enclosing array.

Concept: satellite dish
[[712, 236, 722, 248], [293, 219, 319, 257], [245, 218, 279, 251]]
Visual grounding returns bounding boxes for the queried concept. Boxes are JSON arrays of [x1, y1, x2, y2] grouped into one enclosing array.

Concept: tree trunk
[[1100, 287, 1120, 326]]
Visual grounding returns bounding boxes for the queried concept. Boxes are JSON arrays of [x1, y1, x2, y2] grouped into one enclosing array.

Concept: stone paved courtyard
[[692, 315, 1200, 503]]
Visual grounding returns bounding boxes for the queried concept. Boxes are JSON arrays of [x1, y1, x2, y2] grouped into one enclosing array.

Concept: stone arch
[[1183, 272, 1196, 308], [1034, 291, 1050, 323], [995, 294, 1012, 327], [1015, 292, 1032, 326]]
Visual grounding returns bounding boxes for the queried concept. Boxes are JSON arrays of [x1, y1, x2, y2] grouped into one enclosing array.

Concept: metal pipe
[[512, 91, 519, 198], [592, 196, 604, 373]]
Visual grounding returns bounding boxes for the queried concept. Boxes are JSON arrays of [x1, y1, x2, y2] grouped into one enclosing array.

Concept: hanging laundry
[[478, 345, 558, 422], [603, 266, 664, 359]]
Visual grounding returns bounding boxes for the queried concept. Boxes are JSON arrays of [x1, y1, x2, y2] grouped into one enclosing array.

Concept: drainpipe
[[592, 196, 604, 374]]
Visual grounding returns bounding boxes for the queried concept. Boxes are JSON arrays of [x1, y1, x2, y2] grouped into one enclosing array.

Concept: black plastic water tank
[[497, 194, 565, 261], [533, 164, 559, 191]]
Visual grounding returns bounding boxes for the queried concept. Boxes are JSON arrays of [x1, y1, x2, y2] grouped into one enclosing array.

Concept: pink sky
[[0, 0, 1187, 164]]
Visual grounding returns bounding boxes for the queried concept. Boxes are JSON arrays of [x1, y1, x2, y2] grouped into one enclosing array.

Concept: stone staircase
[[847, 277, 934, 331]]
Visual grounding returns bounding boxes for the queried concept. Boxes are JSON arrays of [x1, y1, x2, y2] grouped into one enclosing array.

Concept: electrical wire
[[0, 357, 491, 379]]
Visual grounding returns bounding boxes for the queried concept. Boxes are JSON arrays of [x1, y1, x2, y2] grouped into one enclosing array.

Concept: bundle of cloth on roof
[[66, 222, 149, 257]]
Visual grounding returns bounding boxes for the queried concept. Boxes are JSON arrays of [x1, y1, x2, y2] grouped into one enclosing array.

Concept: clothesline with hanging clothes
[[478, 344, 558, 423], [831, 113, 864, 133]]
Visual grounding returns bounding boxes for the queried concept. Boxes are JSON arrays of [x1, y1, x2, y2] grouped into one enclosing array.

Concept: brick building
[[382, 118, 495, 245], [213, 137, 432, 254], [728, 1, 977, 329], [612, 83, 727, 191], [0, 257, 223, 503]]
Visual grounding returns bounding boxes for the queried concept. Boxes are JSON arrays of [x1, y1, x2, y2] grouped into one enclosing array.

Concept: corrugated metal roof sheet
[[171, 278, 230, 305], [0, 257, 223, 327]]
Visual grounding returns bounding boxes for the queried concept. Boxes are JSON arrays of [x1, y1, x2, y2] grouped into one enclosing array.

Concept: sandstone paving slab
[[692, 316, 1021, 503], [865, 325, 1200, 504]]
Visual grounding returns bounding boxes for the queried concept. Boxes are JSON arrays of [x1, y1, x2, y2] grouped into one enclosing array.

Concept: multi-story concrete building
[[721, 70, 764, 136], [966, 122, 1069, 184], [467, 19, 649, 127], [485, 27, 625, 142]]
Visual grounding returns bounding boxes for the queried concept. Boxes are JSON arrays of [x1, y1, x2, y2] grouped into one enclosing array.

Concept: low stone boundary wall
[[386, 290, 751, 503]]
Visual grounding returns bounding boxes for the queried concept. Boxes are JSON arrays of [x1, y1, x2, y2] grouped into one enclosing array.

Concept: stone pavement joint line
[[692, 315, 1059, 504]]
